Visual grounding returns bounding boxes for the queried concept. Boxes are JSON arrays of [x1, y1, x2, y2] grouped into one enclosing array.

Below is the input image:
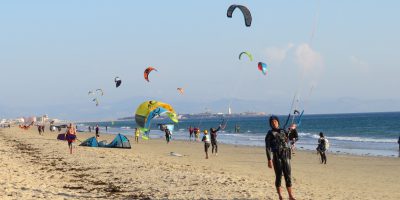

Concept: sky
[[0, 0, 399, 120]]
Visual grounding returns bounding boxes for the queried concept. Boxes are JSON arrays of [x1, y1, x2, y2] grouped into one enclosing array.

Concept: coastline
[[1, 127, 399, 199], [77, 124, 400, 158]]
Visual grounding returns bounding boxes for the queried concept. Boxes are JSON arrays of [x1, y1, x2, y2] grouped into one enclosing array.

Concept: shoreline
[[2, 127, 399, 199], [78, 126, 400, 158]]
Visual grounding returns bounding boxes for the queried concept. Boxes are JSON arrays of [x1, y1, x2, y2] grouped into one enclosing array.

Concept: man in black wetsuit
[[265, 116, 296, 200], [210, 125, 221, 156]]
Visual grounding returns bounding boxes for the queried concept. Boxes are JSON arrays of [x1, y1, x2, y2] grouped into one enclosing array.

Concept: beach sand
[[0, 127, 399, 199]]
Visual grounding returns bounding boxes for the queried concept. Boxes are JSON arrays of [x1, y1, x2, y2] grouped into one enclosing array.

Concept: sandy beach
[[0, 127, 399, 199]]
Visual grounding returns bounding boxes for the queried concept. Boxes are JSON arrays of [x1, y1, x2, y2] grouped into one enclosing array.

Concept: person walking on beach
[[210, 125, 222, 156], [265, 116, 296, 200], [41, 125, 45, 133], [134, 128, 140, 143], [397, 135, 400, 151], [95, 125, 100, 138], [66, 123, 77, 154], [188, 126, 194, 141], [37, 125, 42, 135], [288, 124, 299, 154], [165, 128, 171, 144], [317, 132, 328, 164], [88, 126, 91, 132], [202, 130, 211, 159], [105, 126, 108, 132], [194, 127, 200, 141]]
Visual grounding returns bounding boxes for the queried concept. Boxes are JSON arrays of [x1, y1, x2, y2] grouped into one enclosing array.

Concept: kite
[[258, 62, 267, 75], [144, 67, 157, 82], [88, 89, 103, 106], [177, 88, 184, 95], [96, 89, 104, 96], [135, 100, 178, 132], [227, 5, 252, 27], [115, 77, 122, 88], [93, 98, 99, 106], [239, 51, 253, 61]]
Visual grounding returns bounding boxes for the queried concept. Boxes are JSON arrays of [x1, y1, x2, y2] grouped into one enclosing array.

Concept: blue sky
[[0, 1, 399, 120]]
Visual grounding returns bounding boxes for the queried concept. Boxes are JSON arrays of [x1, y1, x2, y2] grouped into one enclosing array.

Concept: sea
[[78, 112, 400, 157]]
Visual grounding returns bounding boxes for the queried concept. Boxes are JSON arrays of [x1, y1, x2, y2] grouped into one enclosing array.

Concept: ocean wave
[[311, 134, 320, 139], [120, 126, 131, 129], [248, 137, 264, 141], [328, 136, 397, 143], [222, 133, 243, 136], [298, 132, 311, 137]]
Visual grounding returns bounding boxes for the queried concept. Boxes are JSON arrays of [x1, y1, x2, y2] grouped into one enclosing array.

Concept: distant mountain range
[[1, 97, 399, 121]]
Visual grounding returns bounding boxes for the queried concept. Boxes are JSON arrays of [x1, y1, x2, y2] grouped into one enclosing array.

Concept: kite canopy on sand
[[135, 100, 178, 132]]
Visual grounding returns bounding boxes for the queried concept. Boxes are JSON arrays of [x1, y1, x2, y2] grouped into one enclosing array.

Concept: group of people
[[201, 125, 221, 159], [0, 123, 11, 128], [188, 126, 201, 141], [60, 116, 335, 200], [88, 125, 100, 138]]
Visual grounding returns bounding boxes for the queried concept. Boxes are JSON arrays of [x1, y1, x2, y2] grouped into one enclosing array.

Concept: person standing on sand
[[397, 135, 399, 151], [165, 128, 171, 144], [317, 132, 328, 164], [265, 116, 296, 200], [210, 125, 222, 156], [66, 123, 77, 154], [134, 128, 140, 143], [202, 130, 211, 159], [106, 126, 108, 132], [37, 125, 42, 135], [188, 126, 194, 141], [95, 125, 100, 138], [194, 127, 200, 141], [88, 126, 91, 132]]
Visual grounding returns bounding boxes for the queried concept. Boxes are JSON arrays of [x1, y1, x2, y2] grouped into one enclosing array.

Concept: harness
[[272, 130, 290, 158]]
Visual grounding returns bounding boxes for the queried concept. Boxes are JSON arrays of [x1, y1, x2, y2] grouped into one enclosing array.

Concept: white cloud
[[350, 55, 369, 69], [295, 43, 323, 71], [265, 43, 294, 64]]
